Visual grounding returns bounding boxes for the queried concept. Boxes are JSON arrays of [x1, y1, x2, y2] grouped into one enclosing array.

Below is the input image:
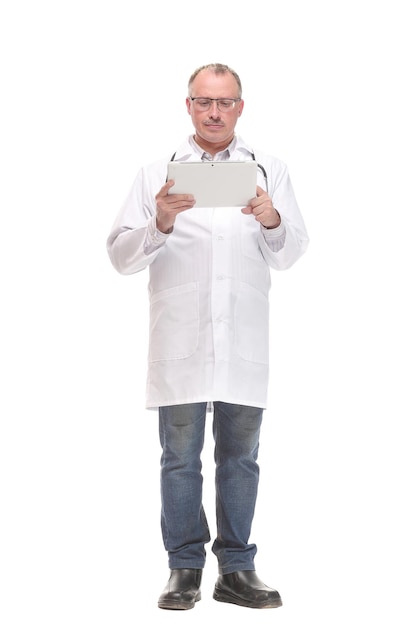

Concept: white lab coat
[[107, 136, 309, 409]]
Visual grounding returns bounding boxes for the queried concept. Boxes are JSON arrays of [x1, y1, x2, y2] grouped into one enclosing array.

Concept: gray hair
[[188, 63, 242, 98]]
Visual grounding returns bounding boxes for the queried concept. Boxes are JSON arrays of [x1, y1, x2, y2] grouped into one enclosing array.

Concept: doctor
[[107, 63, 309, 610]]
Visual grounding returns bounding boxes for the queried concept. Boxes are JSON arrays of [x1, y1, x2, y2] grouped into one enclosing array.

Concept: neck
[[193, 134, 234, 157]]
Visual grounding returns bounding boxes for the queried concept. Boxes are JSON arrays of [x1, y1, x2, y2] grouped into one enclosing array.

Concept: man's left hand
[[241, 186, 281, 229]]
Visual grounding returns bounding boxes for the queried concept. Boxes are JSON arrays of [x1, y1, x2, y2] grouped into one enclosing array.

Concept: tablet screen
[[167, 160, 257, 208]]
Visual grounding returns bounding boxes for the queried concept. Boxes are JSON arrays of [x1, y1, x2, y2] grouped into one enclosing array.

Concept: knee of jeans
[[166, 429, 200, 459]]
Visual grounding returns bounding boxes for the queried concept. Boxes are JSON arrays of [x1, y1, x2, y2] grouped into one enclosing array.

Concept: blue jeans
[[158, 402, 263, 574]]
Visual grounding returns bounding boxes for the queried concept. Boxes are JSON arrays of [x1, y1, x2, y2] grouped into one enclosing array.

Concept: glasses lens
[[218, 99, 237, 111], [192, 98, 238, 112], [194, 98, 211, 110]]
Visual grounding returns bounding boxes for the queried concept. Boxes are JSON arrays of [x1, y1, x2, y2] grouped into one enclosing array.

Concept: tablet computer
[[167, 160, 257, 208]]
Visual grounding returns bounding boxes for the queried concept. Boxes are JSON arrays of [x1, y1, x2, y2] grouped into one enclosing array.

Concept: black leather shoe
[[213, 570, 282, 608], [158, 568, 202, 610]]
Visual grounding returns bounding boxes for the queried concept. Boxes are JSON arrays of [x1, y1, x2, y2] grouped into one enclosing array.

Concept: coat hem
[[145, 396, 268, 411]]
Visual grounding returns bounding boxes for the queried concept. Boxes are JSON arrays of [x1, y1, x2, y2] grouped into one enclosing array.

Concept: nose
[[208, 100, 221, 117]]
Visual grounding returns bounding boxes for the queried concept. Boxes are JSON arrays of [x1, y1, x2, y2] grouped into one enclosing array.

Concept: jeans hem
[[218, 564, 256, 575], [169, 560, 206, 570]]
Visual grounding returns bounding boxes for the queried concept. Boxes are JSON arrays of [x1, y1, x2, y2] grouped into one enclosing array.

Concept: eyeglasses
[[188, 97, 241, 112]]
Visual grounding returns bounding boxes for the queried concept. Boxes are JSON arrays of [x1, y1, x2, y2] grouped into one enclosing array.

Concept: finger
[[156, 180, 175, 202], [166, 193, 195, 205], [256, 185, 267, 197], [159, 179, 175, 195], [165, 180, 195, 203], [157, 183, 195, 205]]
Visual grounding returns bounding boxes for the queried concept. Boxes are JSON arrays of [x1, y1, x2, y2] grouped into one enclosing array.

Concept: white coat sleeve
[[258, 161, 309, 270], [106, 166, 169, 275]]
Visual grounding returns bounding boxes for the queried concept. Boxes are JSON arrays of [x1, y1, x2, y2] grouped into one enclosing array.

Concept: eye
[[197, 99, 211, 107], [219, 100, 233, 108]]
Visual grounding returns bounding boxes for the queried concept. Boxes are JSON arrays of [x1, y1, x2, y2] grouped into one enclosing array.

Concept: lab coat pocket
[[235, 283, 269, 365], [148, 282, 199, 362]]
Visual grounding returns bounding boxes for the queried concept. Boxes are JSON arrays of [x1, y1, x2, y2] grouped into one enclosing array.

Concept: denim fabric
[[159, 402, 263, 574]]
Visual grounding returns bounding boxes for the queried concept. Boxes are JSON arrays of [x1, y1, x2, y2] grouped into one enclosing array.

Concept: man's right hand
[[155, 180, 196, 233]]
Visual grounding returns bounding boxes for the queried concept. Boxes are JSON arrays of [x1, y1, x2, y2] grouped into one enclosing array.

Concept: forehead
[[190, 70, 240, 97]]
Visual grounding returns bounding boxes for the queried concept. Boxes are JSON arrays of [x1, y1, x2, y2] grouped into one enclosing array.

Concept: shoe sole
[[213, 588, 282, 609], [158, 593, 201, 610]]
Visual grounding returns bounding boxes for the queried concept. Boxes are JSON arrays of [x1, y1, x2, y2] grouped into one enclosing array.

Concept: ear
[[238, 99, 244, 117], [186, 97, 192, 115]]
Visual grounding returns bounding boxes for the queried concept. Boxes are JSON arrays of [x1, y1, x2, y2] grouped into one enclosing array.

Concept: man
[[107, 63, 309, 610]]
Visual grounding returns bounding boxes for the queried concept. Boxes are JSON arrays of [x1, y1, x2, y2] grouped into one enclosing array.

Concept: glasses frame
[[188, 97, 241, 112]]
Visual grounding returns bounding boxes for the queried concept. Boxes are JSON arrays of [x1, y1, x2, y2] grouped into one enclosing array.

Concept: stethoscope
[[169, 151, 268, 193]]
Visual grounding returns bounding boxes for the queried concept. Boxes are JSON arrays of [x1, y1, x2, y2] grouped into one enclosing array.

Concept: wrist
[[156, 217, 174, 234], [263, 212, 281, 229]]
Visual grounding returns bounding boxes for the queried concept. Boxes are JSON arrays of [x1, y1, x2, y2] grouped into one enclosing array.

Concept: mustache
[[203, 118, 224, 125]]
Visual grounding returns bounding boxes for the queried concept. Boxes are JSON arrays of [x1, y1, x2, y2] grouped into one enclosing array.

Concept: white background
[[1, 1, 417, 624]]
